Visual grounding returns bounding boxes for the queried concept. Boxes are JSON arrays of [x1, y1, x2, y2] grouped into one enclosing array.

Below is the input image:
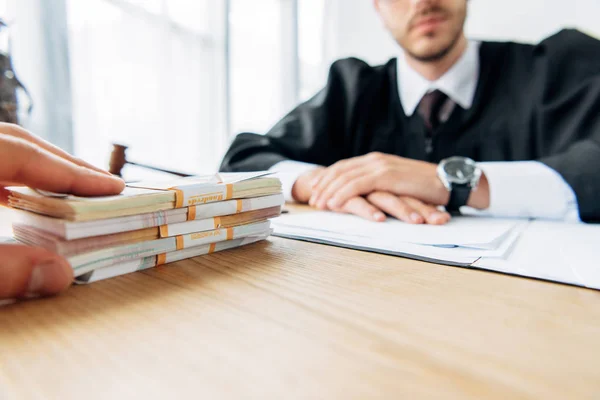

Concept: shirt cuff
[[470, 161, 580, 222], [268, 160, 320, 202]]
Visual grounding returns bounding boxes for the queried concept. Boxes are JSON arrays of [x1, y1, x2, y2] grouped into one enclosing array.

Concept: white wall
[[322, 0, 600, 66], [467, 0, 600, 42]]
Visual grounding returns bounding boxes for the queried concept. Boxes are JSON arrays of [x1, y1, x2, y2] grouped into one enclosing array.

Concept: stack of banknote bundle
[[7, 172, 283, 283]]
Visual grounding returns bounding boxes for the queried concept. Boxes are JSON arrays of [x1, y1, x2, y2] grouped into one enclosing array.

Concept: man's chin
[[406, 40, 456, 63], [409, 49, 450, 63]]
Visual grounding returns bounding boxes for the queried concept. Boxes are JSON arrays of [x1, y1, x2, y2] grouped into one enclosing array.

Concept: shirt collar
[[397, 40, 481, 116]]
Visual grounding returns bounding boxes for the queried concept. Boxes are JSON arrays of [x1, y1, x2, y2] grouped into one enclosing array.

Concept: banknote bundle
[[8, 172, 283, 283]]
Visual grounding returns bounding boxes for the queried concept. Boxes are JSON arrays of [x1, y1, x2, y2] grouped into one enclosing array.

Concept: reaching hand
[[0, 123, 125, 300]]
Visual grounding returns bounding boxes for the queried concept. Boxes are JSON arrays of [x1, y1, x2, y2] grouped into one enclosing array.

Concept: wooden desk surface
[[1, 207, 600, 399]]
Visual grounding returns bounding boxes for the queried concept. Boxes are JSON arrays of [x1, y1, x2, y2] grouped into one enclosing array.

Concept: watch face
[[443, 158, 476, 184]]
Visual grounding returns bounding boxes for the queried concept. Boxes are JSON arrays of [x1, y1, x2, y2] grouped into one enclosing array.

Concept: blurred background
[[0, 0, 598, 177]]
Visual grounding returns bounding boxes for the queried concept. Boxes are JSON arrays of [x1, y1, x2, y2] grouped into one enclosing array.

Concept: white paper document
[[474, 221, 600, 289], [274, 212, 526, 266], [276, 212, 520, 248], [273, 211, 600, 290]]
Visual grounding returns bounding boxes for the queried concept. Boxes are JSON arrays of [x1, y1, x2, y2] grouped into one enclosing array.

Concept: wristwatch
[[437, 156, 482, 214]]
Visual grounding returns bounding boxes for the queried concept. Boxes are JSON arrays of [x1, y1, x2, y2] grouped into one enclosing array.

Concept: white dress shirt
[[270, 41, 580, 222]]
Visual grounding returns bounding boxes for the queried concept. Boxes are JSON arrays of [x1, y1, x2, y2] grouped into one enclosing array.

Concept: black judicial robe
[[220, 29, 600, 222]]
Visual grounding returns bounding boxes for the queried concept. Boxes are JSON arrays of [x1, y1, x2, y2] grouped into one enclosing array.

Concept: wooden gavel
[[108, 144, 193, 178]]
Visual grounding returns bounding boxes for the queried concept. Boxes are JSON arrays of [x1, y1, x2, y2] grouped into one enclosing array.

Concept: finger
[[305, 167, 326, 198], [340, 196, 386, 222], [0, 244, 73, 299], [314, 167, 369, 210], [366, 192, 424, 224], [310, 153, 379, 191], [0, 134, 125, 196], [309, 159, 353, 189], [308, 166, 328, 189], [326, 173, 379, 209], [309, 163, 346, 208], [0, 123, 113, 176], [310, 158, 364, 206], [292, 167, 325, 203], [0, 187, 9, 206], [310, 152, 386, 207], [402, 197, 451, 225]]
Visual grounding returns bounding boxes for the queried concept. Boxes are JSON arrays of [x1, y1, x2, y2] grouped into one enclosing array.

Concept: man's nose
[[412, 0, 438, 8]]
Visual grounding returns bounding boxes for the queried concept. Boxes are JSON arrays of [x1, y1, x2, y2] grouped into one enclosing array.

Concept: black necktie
[[418, 89, 449, 132], [417, 90, 449, 156]]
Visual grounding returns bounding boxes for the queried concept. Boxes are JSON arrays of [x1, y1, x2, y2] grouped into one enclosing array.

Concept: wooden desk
[[1, 207, 600, 399]]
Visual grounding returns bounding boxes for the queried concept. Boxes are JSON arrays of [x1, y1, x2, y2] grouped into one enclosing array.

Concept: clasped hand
[[293, 152, 453, 224]]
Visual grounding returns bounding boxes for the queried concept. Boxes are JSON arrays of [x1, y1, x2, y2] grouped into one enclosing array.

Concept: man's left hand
[[309, 152, 489, 211]]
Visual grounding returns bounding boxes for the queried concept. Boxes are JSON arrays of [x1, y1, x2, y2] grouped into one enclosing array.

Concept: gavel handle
[[127, 161, 193, 177]]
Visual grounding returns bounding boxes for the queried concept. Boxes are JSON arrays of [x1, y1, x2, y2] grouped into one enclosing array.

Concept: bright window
[[0, 0, 329, 178], [229, 0, 298, 135], [299, 0, 327, 101], [67, 0, 227, 178]]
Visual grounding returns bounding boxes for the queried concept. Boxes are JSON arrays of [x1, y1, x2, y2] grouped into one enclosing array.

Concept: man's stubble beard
[[405, 29, 463, 63], [403, 5, 467, 63]]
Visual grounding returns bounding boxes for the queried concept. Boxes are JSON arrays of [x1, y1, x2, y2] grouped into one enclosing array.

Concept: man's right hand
[[292, 167, 450, 224], [0, 123, 125, 301]]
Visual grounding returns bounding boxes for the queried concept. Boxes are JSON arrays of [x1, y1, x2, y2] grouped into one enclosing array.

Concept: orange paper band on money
[[213, 216, 222, 229], [170, 189, 185, 208], [176, 235, 184, 250], [236, 200, 243, 213], [208, 243, 216, 254], [187, 205, 197, 221], [226, 227, 233, 240], [170, 185, 234, 208], [159, 225, 169, 237], [156, 253, 167, 266]]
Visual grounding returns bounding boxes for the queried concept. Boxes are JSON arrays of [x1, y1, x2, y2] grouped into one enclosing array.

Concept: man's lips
[[412, 16, 446, 33]]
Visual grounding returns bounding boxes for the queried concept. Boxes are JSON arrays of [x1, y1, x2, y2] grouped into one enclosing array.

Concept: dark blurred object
[[108, 143, 193, 178], [0, 19, 32, 124]]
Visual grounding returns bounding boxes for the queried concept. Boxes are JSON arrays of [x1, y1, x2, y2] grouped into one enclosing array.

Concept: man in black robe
[[220, 0, 600, 224]]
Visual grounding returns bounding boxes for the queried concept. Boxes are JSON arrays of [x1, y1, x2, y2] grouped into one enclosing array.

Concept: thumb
[[0, 244, 73, 299]]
